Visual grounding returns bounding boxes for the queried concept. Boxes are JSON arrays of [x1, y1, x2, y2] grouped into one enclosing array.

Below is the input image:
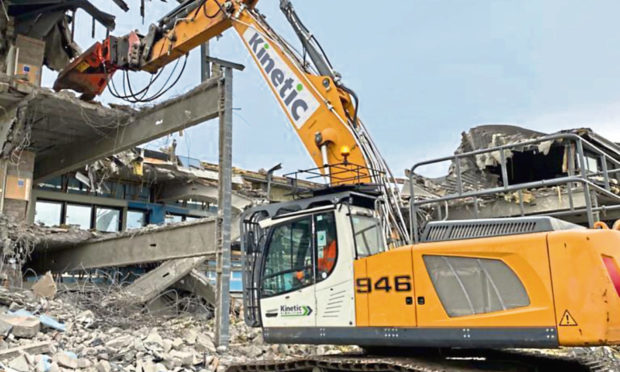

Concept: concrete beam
[[32, 189, 128, 208], [174, 269, 217, 305], [27, 219, 217, 273], [124, 257, 206, 303], [34, 78, 221, 182], [157, 181, 252, 212]]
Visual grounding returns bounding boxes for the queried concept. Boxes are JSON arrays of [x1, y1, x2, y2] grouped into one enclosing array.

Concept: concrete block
[[0, 314, 40, 338], [31, 271, 57, 299]]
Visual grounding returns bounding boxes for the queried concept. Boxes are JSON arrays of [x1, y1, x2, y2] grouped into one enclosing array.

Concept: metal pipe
[[543, 204, 620, 219], [575, 140, 595, 227], [413, 176, 620, 208], [409, 175, 418, 244], [320, 144, 330, 181], [601, 154, 611, 191]]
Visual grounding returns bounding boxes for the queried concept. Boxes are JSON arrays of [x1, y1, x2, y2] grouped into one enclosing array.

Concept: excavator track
[[227, 348, 620, 372]]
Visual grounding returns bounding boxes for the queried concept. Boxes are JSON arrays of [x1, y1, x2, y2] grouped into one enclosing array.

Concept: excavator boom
[[54, 0, 410, 243]]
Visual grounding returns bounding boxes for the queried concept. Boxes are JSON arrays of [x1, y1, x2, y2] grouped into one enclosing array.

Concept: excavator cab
[[242, 190, 387, 330]]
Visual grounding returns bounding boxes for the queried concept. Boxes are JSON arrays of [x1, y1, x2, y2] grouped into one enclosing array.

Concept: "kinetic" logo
[[243, 28, 319, 129]]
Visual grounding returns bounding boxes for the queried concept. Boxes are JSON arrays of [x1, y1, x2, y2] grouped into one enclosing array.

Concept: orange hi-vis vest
[[318, 240, 337, 273], [295, 240, 337, 282]]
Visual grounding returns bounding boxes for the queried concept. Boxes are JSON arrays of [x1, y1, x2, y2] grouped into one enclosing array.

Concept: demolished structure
[[406, 125, 620, 237], [2, 1, 620, 371]]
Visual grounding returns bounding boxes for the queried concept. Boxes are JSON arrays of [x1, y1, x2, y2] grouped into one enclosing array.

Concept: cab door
[[314, 211, 356, 327], [259, 216, 316, 327]]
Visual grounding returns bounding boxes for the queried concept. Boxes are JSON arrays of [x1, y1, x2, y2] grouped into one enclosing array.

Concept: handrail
[[408, 132, 620, 243]]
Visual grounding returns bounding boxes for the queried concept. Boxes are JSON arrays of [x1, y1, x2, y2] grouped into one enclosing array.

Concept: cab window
[[261, 217, 313, 297], [315, 213, 337, 281], [352, 215, 384, 257]]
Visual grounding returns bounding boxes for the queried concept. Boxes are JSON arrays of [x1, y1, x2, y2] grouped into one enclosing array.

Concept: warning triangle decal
[[559, 310, 578, 326]]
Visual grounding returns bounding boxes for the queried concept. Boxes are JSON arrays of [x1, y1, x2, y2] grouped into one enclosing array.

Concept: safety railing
[[281, 162, 384, 199], [408, 133, 620, 243]]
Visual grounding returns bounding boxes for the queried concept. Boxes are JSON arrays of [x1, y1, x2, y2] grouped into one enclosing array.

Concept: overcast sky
[[42, 1, 620, 178]]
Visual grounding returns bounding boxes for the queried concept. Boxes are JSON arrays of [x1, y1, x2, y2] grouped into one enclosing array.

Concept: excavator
[[53, 0, 620, 370]]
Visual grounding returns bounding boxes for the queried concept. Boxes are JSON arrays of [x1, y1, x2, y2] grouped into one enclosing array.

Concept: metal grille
[[421, 216, 579, 242]]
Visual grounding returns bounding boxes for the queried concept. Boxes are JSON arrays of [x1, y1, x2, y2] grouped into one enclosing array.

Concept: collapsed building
[[405, 125, 620, 240]]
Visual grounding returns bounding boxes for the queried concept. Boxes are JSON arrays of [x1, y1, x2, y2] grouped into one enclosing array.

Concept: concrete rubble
[[0, 286, 348, 372], [405, 124, 620, 225]]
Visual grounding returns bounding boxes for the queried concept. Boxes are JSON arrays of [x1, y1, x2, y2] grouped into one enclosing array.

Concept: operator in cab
[[296, 217, 337, 283]]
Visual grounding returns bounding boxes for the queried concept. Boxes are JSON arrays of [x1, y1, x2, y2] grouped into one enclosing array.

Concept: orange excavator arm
[[54, 0, 410, 242], [55, 0, 362, 181]]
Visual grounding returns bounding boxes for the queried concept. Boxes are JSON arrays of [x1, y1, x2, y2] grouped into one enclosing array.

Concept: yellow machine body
[[354, 228, 620, 346]]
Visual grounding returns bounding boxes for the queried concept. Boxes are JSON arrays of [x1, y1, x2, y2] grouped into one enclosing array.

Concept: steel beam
[[27, 219, 217, 273], [34, 78, 221, 182], [215, 67, 233, 347]]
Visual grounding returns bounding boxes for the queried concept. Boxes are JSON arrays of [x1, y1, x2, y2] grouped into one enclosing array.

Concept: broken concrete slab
[[173, 269, 217, 306], [8, 354, 31, 371], [0, 341, 53, 360], [124, 257, 207, 304], [54, 351, 79, 369], [34, 77, 222, 182], [31, 271, 56, 299], [0, 314, 40, 338]]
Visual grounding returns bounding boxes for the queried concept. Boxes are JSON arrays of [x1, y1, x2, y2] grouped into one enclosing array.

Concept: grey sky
[[42, 1, 620, 178]]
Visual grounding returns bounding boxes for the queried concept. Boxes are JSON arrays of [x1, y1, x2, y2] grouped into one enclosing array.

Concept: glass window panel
[[423, 255, 529, 317], [315, 212, 337, 282], [352, 215, 384, 257], [37, 177, 62, 191], [96, 207, 120, 232], [65, 204, 92, 230], [34, 201, 62, 227], [126, 210, 147, 230], [262, 217, 313, 297], [230, 271, 243, 292]]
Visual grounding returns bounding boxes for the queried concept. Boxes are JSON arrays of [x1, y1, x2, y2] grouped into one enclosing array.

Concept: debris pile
[[406, 125, 620, 225], [0, 284, 346, 372]]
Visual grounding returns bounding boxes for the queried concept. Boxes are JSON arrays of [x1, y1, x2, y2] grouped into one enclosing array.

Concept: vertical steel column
[[200, 42, 210, 82], [575, 140, 594, 227], [600, 154, 610, 191], [409, 170, 418, 244], [215, 66, 233, 348], [566, 144, 575, 211]]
